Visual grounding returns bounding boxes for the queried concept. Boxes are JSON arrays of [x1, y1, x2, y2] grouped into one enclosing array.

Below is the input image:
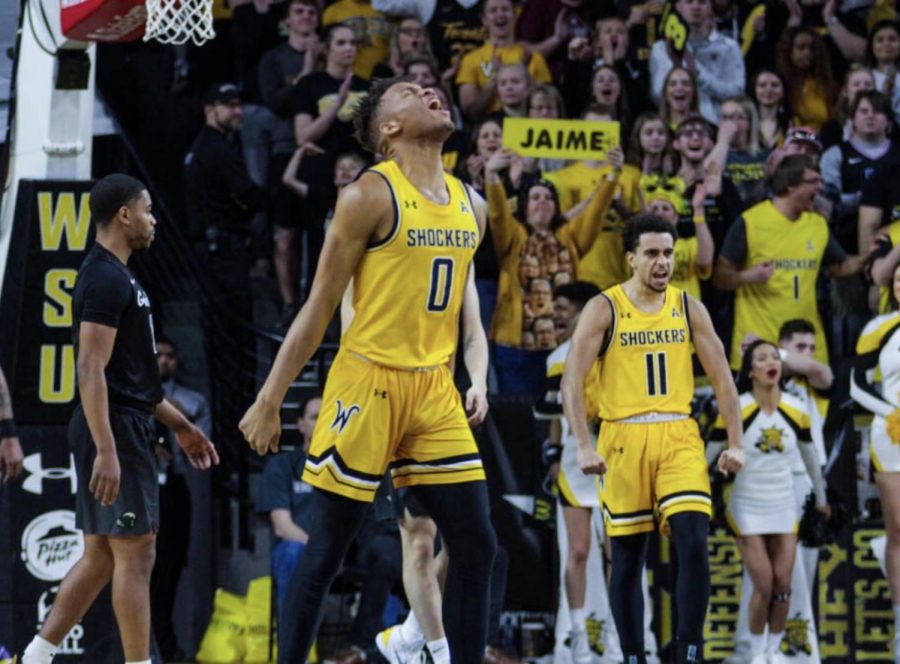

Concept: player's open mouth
[[766, 369, 778, 379]]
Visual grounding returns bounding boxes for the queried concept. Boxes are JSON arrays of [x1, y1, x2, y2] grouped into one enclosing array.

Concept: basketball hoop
[[143, 0, 215, 46]]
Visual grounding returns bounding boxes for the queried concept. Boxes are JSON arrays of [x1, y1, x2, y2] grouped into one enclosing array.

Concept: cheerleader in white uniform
[[850, 260, 900, 664], [710, 340, 827, 664]]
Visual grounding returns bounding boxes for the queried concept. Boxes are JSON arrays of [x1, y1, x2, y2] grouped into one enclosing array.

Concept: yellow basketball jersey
[[341, 160, 479, 368], [731, 201, 830, 368], [595, 284, 694, 421]]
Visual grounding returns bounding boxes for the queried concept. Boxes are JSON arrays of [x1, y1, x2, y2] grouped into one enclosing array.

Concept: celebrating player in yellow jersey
[[240, 78, 496, 664], [562, 214, 745, 664]]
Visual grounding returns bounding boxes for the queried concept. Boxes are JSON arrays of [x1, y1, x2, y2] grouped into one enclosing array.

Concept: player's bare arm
[[240, 172, 393, 455], [461, 266, 489, 425], [0, 365, 23, 483], [77, 322, 121, 506], [686, 296, 745, 476], [154, 399, 219, 470], [561, 294, 612, 475], [461, 185, 489, 425]]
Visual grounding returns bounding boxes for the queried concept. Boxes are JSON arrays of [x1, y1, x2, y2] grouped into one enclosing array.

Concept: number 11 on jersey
[[645, 351, 668, 397]]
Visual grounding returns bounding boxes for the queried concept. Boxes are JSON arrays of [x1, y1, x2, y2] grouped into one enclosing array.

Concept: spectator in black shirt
[[184, 83, 266, 247], [258, 0, 322, 319], [290, 24, 370, 299], [184, 83, 267, 340], [22, 174, 218, 664]]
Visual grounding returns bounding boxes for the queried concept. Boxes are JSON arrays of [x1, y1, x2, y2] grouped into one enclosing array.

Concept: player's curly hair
[[621, 213, 677, 253], [352, 76, 408, 155]]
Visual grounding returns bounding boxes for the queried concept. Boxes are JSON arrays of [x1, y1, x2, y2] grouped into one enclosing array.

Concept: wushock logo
[[330, 400, 361, 433]]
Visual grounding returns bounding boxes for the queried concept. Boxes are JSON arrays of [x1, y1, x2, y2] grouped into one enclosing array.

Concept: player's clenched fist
[[240, 399, 282, 455], [717, 447, 745, 477], [577, 444, 607, 475]]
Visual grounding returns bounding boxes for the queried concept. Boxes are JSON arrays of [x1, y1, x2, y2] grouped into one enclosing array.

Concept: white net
[[143, 0, 215, 46]]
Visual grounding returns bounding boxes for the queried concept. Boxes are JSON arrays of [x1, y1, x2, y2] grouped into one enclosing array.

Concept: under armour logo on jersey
[[807, 240, 814, 252], [330, 400, 362, 433], [136, 289, 150, 308], [404, 200, 418, 209], [619, 310, 632, 319], [21, 453, 77, 495], [373, 389, 388, 399], [460, 200, 469, 214], [671, 308, 680, 318]]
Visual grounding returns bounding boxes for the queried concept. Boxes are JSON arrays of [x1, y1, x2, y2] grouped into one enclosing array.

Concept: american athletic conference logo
[[330, 400, 361, 433]]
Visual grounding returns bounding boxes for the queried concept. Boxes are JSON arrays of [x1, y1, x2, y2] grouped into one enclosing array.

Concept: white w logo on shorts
[[330, 400, 361, 433]]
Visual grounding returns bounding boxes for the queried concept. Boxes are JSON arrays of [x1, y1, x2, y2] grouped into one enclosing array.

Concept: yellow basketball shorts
[[302, 351, 485, 502], [598, 418, 711, 536]]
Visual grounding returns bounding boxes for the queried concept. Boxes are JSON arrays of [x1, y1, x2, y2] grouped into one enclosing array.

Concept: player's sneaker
[[376, 626, 422, 664], [569, 630, 593, 664], [768, 653, 789, 664], [748, 654, 768, 664]]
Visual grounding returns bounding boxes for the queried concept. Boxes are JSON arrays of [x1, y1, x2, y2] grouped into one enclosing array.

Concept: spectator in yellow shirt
[[545, 106, 644, 290], [455, 0, 552, 121], [321, 0, 391, 79], [485, 146, 620, 397]]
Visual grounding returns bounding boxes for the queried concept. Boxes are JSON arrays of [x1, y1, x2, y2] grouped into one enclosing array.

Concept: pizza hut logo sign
[[20, 511, 84, 581]]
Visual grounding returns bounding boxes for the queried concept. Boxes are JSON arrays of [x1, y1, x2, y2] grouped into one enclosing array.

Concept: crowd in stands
[[158, 0, 900, 660], [178, 0, 899, 385]]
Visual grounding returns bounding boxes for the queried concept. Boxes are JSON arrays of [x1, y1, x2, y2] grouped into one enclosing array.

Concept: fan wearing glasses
[[715, 154, 871, 371]]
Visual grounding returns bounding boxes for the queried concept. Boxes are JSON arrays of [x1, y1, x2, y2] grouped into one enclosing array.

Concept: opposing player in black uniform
[[21, 174, 219, 664]]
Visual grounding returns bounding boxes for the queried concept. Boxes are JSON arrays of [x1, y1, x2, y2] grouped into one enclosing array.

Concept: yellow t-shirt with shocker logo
[[730, 200, 831, 369]]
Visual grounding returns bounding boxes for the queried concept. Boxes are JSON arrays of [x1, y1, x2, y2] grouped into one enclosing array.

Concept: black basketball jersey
[[72, 243, 163, 411]]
